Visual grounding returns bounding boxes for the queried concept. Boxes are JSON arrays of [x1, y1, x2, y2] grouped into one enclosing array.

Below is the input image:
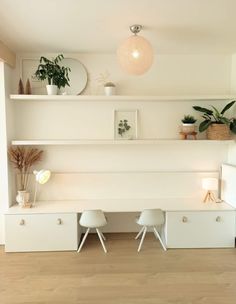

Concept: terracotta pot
[[206, 124, 231, 140]]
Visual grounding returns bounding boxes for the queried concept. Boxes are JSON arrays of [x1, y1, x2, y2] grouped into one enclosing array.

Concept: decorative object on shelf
[[60, 58, 88, 95], [114, 109, 138, 139], [181, 115, 197, 133], [8, 146, 43, 208], [18, 78, 24, 94], [179, 131, 197, 140], [35, 54, 71, 95], [104, 82, 116, 96], [33, 169, 51, 205], [193, 101, 236, 140], [179, 115, 197, 140], [117, 24, 154, 75], [25, 78, 32, 95], [16, 190, 30, 208], [202, 178, 218, 203]]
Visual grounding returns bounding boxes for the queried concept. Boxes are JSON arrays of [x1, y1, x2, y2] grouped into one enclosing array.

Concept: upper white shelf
[[11, 139, 234, 146], [10, 94, 236, 102]]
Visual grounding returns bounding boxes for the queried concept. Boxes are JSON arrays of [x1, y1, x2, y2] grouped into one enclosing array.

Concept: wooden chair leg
[[137, 226, 147, 252], [77, 228, 90, 252], [135, 226, 145, 240], [96, 228, 107, 253], [100, 231, 106, 241], [153, 227, 167, 251]]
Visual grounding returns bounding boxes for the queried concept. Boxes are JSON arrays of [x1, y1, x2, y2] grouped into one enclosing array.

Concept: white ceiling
[[1, 0, 236, 54]]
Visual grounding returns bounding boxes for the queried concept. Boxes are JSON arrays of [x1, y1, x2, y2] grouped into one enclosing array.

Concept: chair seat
[[136, 209, 165, 227], [79, 209, 107, 228]]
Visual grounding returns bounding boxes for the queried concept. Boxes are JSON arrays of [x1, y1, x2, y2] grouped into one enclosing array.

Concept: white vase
[[104, 86, 116, 96], [182, 123, 195, 133], [46, 85, 58, 95], [16, 190, 30, 207]]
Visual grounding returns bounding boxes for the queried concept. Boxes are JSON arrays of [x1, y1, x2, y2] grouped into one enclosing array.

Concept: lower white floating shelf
[[11, 139, 234, 146]]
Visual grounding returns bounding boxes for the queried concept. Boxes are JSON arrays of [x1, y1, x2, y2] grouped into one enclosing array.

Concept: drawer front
[[5, 213, 78, 252], [166, 211, 235, 248]]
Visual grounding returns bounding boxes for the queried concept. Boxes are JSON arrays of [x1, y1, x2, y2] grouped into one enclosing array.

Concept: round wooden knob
[[57, 218, 62, 225], [19, 219, 25, 225], [182, 216, 188, 223]]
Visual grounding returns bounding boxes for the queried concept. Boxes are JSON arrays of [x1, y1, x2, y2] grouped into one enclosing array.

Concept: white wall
[[3, 52, 235, 237], [14, 53, 232, 95], [0, 62, 14, 244]]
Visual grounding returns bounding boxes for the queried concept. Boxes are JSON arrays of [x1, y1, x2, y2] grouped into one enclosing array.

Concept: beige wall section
[[0, 40, 16, 67]]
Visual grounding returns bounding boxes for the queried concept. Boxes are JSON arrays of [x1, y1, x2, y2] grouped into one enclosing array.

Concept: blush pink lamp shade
[[202, 178, 218, 203], [117, 25, 154, 75]]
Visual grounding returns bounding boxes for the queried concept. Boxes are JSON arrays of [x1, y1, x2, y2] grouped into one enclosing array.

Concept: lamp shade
[[34, 170, 51, 185], [202, 178, 218, 191], [117, 35, 154, 75]]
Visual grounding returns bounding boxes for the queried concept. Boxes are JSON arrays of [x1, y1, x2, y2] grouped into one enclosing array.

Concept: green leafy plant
[[118, 119, 131, 136], [193, 101, 236, 133], [181, 115, 197, 124], [35, 54, 70, 89]]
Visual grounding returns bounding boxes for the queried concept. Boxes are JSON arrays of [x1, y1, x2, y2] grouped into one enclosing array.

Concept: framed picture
[[19, 58, 45, 94], [114, 109, 138, 139]]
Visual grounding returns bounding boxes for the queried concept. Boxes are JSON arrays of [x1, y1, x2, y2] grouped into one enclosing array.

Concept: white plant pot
[[46, 85, 58, 95], [16, 190, 30, 207], [104, 86, 116, 96], [182, 123, 195, 133]]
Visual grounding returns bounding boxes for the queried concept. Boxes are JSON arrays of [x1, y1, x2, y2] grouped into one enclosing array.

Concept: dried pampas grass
[[8, 146, 43, 190]]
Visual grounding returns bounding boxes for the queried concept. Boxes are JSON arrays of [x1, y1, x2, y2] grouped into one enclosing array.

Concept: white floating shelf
[[10, 94, 236, 102], [11, 139, 234, 146]]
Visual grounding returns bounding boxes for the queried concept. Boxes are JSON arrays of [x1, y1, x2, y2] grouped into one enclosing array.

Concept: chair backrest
[[79, 209, 107, 228], [137, 209, 165, 226]]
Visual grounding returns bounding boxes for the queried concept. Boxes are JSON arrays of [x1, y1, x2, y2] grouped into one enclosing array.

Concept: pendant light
[[117, 25, 154, 75]]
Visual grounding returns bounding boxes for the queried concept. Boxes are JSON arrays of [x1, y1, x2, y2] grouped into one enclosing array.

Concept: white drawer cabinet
[[5, 213, 79, 252], [165, 211, 235, 248]]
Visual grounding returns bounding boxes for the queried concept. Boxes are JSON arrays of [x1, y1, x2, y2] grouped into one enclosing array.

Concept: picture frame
[[113, 109, 138, 140], [19, 57, 44, 94]]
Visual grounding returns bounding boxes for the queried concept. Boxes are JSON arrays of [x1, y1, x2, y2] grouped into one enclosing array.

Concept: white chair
[[78, 210, 108, 253], [135, 209, 167, 252]]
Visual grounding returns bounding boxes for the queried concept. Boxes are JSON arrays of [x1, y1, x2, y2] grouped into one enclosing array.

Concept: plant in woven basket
[[193, 101, 236, 138], [8, 147, 43, 191]]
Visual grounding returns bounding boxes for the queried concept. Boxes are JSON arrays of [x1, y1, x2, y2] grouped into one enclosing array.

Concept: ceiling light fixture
[[117, 24, 154, 75]]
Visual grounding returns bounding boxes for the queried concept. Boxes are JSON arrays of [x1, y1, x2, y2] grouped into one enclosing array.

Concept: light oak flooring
[[1, 233, 236, 304]]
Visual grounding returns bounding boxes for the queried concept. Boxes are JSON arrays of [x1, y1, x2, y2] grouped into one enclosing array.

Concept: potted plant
[[104, 82, 116, 96], [35, 54, 70, 95], [8, 146, 43, 207], [181, 115, 197, 133], [193, 101, 236, 140]]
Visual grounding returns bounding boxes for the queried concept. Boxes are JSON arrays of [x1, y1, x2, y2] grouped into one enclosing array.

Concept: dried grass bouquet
[[8, 146, 43, 191]]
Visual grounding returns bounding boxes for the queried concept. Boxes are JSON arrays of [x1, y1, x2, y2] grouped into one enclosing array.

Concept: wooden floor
[[1, 233, 236, 304]]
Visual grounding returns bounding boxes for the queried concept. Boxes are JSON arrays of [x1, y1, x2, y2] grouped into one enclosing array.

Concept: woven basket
[[206, 124, 231, 140]]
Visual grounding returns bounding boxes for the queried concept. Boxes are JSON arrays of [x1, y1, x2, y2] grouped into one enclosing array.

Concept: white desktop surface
[[6, 198, 235, 214]]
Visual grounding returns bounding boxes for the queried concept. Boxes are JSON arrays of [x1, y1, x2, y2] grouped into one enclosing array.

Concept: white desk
[[5, 198, 235, 214], [5, 198, 235, 252]]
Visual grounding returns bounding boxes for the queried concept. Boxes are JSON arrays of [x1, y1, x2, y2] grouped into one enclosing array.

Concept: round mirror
[[61, 58, 88, 95]]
